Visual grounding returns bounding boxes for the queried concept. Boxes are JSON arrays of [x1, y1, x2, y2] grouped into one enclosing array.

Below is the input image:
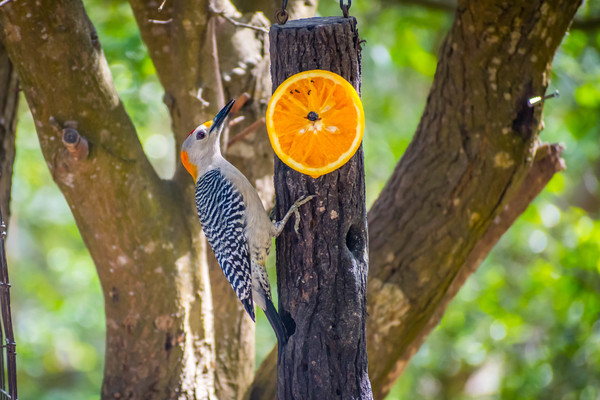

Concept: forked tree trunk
[[0, 3, 216, 399], [1, 0, 583, 398], [2, 1, 317, 398], [270, 17, 373, 399]]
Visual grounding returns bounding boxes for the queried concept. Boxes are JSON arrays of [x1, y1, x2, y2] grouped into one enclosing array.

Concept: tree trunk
[[248, 1, 581, 398], [0, 41, 17, 219], [270, 17, 372, 399], [366, 1, 581, 396], [0, 0, 583, 397], [0, 2, 216, 398], [3, 0, 318, 398], [127, 2, 316, 397]]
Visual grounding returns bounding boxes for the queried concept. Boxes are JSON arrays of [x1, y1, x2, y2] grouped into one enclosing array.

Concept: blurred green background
[[7, 0, 600, 399]]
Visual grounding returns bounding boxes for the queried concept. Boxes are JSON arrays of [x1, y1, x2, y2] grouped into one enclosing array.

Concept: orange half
[[266, 70, 365, 178]]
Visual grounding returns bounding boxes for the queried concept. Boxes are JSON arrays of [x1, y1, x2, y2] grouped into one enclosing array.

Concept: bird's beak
[[210, 99, 235, 134]]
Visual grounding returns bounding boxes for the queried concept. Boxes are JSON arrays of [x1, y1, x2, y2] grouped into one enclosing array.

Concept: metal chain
[[276, 0, 351, 23], [340, 0, 351, 18], [275, 0, 289, 25]]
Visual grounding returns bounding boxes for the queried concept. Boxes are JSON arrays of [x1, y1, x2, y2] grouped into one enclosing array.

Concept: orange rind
[[266, 70, 365, 178]]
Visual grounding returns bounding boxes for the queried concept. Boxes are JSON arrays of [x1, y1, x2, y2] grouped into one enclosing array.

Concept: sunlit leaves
[[10, 108, 104, 400], [85, 0, 173, 177]]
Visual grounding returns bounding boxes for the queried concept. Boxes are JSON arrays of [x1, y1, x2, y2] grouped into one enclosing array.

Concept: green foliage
[[319, 0, 450, 205], [9, 1, 166, 398], [389, 208, 600, 399], [8, 0, 600, 399], [87, 0, 173, 177], [10, 104, 104, 400], [319, 1, 600, 399]]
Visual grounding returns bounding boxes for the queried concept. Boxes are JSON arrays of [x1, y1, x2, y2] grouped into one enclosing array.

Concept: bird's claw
[[296, 195, 316, 207], [292, 195, 316, 234], [273, 195, 316, 237], [293, 209, 301, 234]]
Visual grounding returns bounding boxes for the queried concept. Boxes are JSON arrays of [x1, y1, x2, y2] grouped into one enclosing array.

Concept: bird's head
[[181, 99, 235, 181]]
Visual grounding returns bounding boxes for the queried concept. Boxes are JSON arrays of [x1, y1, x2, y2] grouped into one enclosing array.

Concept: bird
[[181, 99, 314, 347]]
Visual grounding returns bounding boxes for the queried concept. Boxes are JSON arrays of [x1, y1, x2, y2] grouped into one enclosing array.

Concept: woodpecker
[[181, 99, 314, 347]]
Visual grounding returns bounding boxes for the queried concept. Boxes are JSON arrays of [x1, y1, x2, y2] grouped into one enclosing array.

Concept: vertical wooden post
[[270, 17, 372, 399]]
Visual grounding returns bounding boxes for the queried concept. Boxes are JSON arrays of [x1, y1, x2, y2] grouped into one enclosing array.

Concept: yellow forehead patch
[[203, 121, 213, 129], [181, 150, 198, 181]]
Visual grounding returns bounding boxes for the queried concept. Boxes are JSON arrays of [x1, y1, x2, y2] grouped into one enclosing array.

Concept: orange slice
[[266, 70, 365, 178]]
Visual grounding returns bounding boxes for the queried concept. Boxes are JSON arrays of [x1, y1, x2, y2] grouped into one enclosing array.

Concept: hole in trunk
[[281, 309, 296, 337], [346, 223, 365, 260]]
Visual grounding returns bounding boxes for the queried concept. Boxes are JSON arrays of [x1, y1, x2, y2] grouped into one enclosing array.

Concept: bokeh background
[[7, 0, 600, 399]]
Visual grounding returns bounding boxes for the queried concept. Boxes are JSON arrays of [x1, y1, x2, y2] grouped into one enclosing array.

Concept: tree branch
[[128, 2, 317, 398], [230, 0, 316, 22], [248, 1, 581, 398], [378, 142, 566, 390], [388, 0, 597, 31], [0, 1, 216, 398], [128, 2, 264, 397], [366, 0, 581, 397], [213, 10, 269, 33], [392, 0, 456, 12]]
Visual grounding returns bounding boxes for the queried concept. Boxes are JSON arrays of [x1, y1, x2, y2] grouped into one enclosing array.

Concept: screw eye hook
[[340, 0, 351, 18], [275, 0, 289, 25]]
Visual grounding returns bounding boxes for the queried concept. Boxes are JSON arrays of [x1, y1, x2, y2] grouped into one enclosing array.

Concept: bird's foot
[[274, 195, 316, 236], [292, 195, 316, 234]]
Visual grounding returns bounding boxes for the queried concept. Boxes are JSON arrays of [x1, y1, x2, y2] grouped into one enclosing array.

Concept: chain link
[[275, 0, 289, 25], [276, 0, 352, 23], [340, 0, 351, 18]]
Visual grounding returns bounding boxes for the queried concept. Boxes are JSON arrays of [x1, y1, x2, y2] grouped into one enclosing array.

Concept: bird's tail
[[265, 297, 288, 357]]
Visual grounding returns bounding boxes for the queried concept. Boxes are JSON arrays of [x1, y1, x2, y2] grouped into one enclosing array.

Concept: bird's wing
[[195, 169, 255, 321]]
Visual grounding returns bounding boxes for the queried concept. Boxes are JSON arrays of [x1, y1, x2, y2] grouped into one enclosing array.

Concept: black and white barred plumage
[[182, 100, 314, 348], [195, 168, 256, 321]]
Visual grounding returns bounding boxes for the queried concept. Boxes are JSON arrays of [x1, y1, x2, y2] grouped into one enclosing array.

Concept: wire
[[340, 0, 352, 18]]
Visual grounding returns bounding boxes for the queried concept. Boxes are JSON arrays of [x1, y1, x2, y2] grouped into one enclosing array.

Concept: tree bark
[[0, 41, 17, 220], [366, 0, 581, 397], [248, 1, 581, 398], [3, 0, 318, 398], [0, 0, 582, 397], [0, 2, 216, 398], [127, 2, 316, 397], [127, 3, 259, 397], [270, 17, 372, 399], [390, 0, 594, 32]]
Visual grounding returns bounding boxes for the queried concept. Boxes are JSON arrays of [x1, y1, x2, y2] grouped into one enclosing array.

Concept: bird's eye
[[196, 129, 207, 140]]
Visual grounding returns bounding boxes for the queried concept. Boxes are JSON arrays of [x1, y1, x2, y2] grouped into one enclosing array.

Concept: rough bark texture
[[0, 0, 582, 397], [127, 2, 260, 397], [373, 142, 567, 395], [248, 1, 581, 398], [127, 2, 316, 397], [270, 17, 372, 400], [0, 2, 216, 399], [3, 0, 317, 398], [366, 1, 581, 397], [0, 41, 17, 220]]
